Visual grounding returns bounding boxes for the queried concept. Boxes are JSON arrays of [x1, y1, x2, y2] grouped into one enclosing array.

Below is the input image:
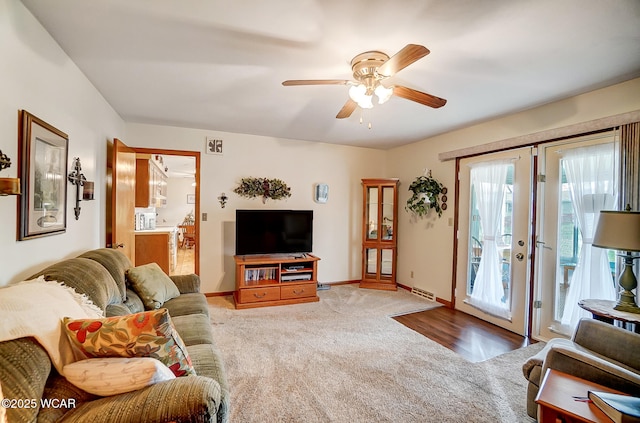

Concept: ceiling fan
[[282, 44, 447, 119]]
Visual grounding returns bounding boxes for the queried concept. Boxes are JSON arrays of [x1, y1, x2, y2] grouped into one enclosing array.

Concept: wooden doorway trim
[[133, 147, 201, 276]]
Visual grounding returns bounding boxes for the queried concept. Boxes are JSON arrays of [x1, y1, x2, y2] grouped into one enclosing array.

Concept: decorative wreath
[[233, 177, 291, 203], [405, 172, 448, 217]]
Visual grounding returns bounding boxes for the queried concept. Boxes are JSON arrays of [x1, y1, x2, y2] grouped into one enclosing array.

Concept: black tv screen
[[235, 210, 313, 256]]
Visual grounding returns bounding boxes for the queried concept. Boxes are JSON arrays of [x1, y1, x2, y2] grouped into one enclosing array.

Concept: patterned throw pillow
[[63, 309, 195, 377], [63, 357, 176, 396]]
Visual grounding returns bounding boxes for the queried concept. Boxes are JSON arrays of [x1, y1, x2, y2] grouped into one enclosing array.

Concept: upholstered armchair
[[522, 318, 640, 419]]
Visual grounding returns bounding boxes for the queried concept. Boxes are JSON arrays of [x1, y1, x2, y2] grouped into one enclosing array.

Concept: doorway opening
[[134, 148, 200, 276]]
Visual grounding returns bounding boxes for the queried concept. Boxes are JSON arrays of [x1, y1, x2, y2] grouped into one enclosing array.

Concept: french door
[[532, 133, 618, 341], [455, 148, 533, 335]]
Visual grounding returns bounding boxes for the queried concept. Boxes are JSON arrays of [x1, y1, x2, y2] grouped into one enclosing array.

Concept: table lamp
[[593, 206, 640, 313]]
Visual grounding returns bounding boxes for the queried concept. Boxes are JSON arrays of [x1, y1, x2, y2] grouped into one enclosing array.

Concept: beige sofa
[[0, 248, 229, 423], [522, 318, 640, 419]]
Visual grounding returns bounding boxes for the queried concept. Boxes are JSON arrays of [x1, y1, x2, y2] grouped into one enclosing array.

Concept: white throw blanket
[[0, 277, 102, 374]]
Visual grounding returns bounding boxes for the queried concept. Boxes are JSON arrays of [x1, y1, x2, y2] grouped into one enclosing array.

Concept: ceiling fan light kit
[[282, 44, 447, 120]]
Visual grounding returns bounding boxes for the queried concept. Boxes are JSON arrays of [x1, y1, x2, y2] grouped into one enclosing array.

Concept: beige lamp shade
[[593, 210, 640, 252]]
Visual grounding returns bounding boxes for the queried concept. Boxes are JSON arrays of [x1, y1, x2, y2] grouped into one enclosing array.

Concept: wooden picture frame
[[18, 111, 69, 240]]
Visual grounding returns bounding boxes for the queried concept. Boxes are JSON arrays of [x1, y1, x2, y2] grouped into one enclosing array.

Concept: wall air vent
[[411, 286, 436, 302]]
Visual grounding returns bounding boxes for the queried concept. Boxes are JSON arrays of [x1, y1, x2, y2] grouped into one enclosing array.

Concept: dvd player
[[284, 265, 305, 271], [281, 274, 312, 282]]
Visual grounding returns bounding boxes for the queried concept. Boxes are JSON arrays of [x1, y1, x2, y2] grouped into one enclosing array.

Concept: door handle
[[536, 240, 552, 250], [115, 243, 125, 249], [516, 253, 525, 261]]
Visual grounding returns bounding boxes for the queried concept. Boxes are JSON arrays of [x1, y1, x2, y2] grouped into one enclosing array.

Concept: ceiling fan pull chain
[[358, 109, 372, 129]]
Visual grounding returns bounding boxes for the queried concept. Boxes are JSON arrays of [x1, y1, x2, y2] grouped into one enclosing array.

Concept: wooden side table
[[536, 369, 623, 423], [578, 299, 640, 333]]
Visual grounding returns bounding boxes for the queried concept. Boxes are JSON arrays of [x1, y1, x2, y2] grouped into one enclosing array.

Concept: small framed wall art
[[18, 110, 69, 240], [314, 183, 329, 204], [205, 137, 223, 155]]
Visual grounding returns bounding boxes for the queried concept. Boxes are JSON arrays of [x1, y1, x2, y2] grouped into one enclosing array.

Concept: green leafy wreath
[[233, 177, 291, 203], [405, 173, 447, 217]]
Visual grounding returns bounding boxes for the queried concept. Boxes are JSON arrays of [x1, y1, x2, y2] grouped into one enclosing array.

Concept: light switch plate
[[202, 212, 208, 222]]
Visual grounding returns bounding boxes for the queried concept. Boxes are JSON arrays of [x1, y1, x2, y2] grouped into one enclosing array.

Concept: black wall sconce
[[68, 157, 94, 219], [0, 149, 20, 196], [218, 192, 228, 208]]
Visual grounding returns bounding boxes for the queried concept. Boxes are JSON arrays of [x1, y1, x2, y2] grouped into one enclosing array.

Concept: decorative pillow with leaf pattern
[[63, 308, 195, 377]]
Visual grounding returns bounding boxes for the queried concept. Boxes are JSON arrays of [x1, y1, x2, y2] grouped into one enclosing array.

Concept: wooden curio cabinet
[[360, 178, 399, 290]]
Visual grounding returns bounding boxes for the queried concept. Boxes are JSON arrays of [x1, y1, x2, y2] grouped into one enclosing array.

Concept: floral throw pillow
[[63, 309, 195, 377]]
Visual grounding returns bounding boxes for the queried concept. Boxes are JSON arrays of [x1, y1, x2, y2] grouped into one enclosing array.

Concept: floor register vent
[[411, 286, 436, 301]]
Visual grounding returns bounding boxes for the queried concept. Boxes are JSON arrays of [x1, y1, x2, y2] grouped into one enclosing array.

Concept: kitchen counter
[[134, 226, 178, 274], [135, 226, 177, 234]]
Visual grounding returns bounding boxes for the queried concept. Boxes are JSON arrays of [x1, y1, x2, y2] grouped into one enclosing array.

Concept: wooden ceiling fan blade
[[282, 79, 350, 86], [377, 44, 430, 77], [393, 85, 447, 108], [336, 99, 357, 119]]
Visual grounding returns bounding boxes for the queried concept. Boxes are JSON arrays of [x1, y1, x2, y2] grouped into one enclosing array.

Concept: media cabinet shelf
[[234, 254, 320, 309]]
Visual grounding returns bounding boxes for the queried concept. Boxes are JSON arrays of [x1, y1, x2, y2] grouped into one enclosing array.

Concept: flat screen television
[[235, 209, 313, 256]]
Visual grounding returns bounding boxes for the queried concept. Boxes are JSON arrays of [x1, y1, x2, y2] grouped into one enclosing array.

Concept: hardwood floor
[[172, 247, 195, 276], [392, 306, 536, 363]]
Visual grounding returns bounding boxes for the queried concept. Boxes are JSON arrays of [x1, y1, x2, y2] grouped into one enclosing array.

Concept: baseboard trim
[[437, 298, 452, 308], [323, 280, 361, 286], [397, 283, 412, 292], [204, 291, 235, 297]]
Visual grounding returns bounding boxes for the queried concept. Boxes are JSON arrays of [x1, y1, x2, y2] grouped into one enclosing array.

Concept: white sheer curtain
[[560, 143, 618, 329], [467, 162, 511, 319]]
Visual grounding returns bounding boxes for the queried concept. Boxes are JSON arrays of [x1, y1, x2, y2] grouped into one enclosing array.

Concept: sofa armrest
[[522, 344, 548, 380], [573, 318, 640, 370], [170, 274, 201, 294], [523, 338, 572, 382], [542, 344, 640, 396], [60, 376, 222, 423]]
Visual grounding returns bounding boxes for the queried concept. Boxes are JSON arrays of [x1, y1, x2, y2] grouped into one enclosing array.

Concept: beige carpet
[[207, 285, 543, 423]]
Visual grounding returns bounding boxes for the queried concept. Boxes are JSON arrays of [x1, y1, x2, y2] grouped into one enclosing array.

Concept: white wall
[[156, 177, 196, 227], [0, 0, 125, 285], [125, 123, 387, 293], [388, 78, 640, 302]]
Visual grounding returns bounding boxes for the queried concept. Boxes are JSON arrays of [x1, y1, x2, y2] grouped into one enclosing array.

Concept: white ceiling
[[20, 0, 640, 149], [160, 155, 195, 179]]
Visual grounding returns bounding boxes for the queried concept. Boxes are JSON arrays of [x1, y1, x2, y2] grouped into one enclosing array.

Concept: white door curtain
[[467, 161, 512, 320], [559, 143, 618, 331]]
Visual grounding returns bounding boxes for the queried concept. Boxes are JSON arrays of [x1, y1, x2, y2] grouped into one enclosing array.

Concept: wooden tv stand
[[234, 254, 320, 309]]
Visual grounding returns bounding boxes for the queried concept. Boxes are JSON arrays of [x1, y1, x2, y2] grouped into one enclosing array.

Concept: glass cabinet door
[[380, 249, 394, 279], [381, 186, 395, 241], [366, 187, 379, 240], [365, 248, 378, 278]]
